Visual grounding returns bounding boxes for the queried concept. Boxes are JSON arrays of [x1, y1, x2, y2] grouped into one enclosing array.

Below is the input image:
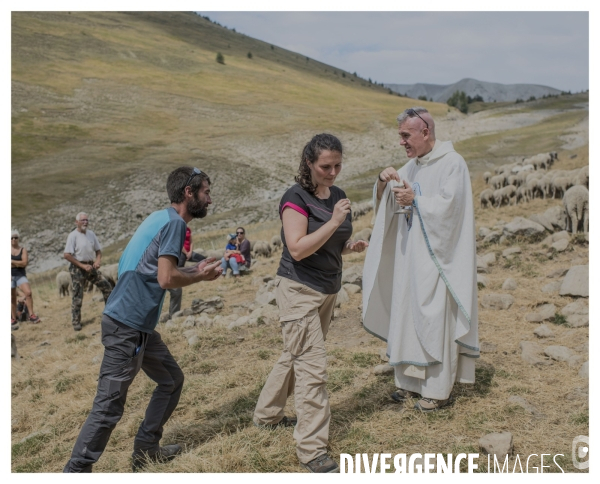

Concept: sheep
[[352, 227, 372, 242], [515, 186, 529, 205], [492, 189, 504, 208], [56, 271, 71, 298], [494, 185, 516, 207], [480, 188, 494, 208], [506, 174, 518, 187], [252, 240, 272, 258], [574, 165, 589, 188], [483, 171, 492, 184], [351, 200, 373, 221], [101, 263, 119, 288], [526, 178, 543, 201], [490, 174, 505, 190], [551, 176, 572, 199], [206, 249, 225, 260], [563, 185, 589, 233], [270, 234, 282, 250]]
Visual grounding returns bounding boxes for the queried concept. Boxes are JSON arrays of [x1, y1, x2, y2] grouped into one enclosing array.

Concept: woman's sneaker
[[28, 314, 41, 324], [301, 454, 339, 473]]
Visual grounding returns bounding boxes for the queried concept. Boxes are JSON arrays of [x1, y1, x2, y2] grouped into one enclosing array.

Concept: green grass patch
[[65, 333, 88, 344], [351, 352, 380, 368], [552, 313, 568, 326], [570, 410, 588, 425], [328, 369, 357, 392], [11, 433, 52, 459]]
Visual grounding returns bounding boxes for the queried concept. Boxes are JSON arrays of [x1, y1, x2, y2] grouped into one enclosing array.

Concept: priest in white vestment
[[362, 107, 479, 411]]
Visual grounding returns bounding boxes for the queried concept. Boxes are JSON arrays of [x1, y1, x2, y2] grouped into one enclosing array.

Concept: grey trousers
[[168, 288, 182, 316], [63, 314, 184, 472]]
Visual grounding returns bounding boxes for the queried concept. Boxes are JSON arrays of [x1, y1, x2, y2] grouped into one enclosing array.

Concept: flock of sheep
[[479, 152, 589, 233]]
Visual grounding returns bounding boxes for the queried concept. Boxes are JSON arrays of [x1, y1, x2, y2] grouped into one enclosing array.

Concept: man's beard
[[188, 193, 208, 219]]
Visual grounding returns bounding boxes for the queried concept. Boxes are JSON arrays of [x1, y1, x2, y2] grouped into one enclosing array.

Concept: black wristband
[[378, 173, 385, 182]]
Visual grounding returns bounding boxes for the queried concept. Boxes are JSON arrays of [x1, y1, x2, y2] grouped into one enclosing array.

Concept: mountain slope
[[386, 77, 562, 102]]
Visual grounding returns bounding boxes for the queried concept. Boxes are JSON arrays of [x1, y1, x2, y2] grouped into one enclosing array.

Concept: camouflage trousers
[[69, 264, 113, 326]]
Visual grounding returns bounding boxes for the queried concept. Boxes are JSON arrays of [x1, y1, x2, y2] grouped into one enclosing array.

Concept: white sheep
[[552, 176, 572, 199], [352, 227, 372, 242], [574, 165, 589, 188], [483, 171, 492, 184], [563, 185, 589, 233], [480, 188, 494, 208], [270, 234, 282, 250], [490, 174, 505, 190], [252, 240, 272, 258], [56, 271, 71, 298], [515, 186, 529, 205]]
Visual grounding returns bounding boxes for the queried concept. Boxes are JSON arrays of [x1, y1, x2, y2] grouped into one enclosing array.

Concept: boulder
[[540, 235, 554, 247], [566, 314, 589, 328], [529, 213, 554, 232], [541, 282, 561, 294], [520, 341, 552, 366], [551, 239, 569, 252], [182, 316, 196, 328], [483, 231, 501, 244], [342, 265, 363, 287], [344, 283, 362, 295], [335, 286, 350, 308], [248, 304, 279, 326], [256, 291, 276, 306], [379, 348, 389, 362], [481, 294, 515, 310], [546, 267, 569, 278], [567, 355, 586, 368], [502, 278, 517, 291], [477, 274, 489, 288], [525, 304, 556, 322], [503, 217, 546, 238], [481, 252, 496, 265], [188, 335, 200, 346], [476, 256, 489, 273], [502, 247, 522, 258], [190, 296, 224, 314], [544, 345, 573, 362], [553, 231, 570, 242], [373, 364, 394, 376], [578, 361, 589, 379], [559, 265, 588, 297], [543, 206, 567, 231], [479, 432, 513, 461], [479, 227, 491, 238], [533, 324, 554, 338], [561, 299, 588, 316], [159, 313, 170, 323], [228, 315, 250, 330]]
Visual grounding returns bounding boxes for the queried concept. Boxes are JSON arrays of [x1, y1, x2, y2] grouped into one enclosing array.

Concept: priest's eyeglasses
[[407, 109, 429, 129]]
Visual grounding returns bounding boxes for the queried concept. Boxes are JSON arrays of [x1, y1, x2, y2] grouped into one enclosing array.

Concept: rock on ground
[[502, 278, 517, 291], [520, 341, 552, 366], [544, 345, 573, 362], [502, 247, 521, 258], [479, 432, 513, 461], [562, 299, 588, 316], [341, 265, 363, 287], [481, 252, 496, 265], [566, 314, 589, 328], [503, 217, 546, 238], [559, 265, 589, 298], [551, 239, 569, 252], [533, 324, 554, 338], [541, 282, 561, 294], [344, 283, 362, 295], [546, 267, 569, 278], [477, 274, 489, 287], [508, 395, 542, 416], [373, 364, 394, 376], [481, 294, 515, 310], [525, 304, 556, 322], [335, 286, 350, 308], [578, 361, 589, 379], [379, 348, 389, 362]]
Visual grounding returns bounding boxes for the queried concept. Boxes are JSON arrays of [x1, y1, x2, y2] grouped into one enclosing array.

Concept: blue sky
[[200, 11, 589, 92]]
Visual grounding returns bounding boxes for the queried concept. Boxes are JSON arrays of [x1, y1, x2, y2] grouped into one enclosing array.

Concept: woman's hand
[[332, 198, 351, 226], [345, 240, 369, 253]]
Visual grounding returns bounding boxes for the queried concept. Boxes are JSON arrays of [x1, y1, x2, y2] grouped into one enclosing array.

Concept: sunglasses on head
[[407, 109, 429, 129], [184, 167, 204, 188]]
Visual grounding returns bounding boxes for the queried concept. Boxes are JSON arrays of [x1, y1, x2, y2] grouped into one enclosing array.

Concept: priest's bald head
[[397, 107, 436, 159]]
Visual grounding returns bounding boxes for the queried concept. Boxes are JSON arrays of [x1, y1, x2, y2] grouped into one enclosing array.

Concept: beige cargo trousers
[[253, 276, 337, 464]]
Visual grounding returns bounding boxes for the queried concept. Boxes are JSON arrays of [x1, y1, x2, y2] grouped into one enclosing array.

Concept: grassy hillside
[[12, 11, 444, 222]]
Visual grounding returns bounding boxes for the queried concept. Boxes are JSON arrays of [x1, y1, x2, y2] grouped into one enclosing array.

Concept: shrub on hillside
[[216, 52, 225, 64], [447, 90, 468, 113], [247, 52, 252, 59]]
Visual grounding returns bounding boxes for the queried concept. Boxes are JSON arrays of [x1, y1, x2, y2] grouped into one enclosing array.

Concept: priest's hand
[[378, 167, 401, 184], [392, 180, 415, 206]]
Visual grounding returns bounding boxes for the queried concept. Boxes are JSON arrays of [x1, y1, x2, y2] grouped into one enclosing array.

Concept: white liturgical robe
[[362, 140, 479, 400]]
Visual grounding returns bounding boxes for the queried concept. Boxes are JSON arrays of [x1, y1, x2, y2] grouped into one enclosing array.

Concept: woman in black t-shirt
[[253, 134, 369, 473]]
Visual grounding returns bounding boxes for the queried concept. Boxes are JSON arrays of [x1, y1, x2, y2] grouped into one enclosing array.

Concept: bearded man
[[362, 107, 479, 412], [64, 167, 223, 472]]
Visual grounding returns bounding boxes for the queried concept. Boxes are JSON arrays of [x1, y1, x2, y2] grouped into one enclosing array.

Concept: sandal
[[28, 314, 41, 324], [414, 397, 450, 412], [391, 389, 420, 403]]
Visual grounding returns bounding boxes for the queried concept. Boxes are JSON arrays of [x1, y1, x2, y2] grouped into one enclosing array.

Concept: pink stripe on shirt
[[281, 202, 309, 218]]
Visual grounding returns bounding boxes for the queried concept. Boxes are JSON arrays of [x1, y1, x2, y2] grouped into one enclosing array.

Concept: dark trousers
[[167, 288, 182, 316], [63, 315, 184, 472]]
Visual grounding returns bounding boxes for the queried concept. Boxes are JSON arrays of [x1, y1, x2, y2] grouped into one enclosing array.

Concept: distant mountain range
[[384, 78, 562, 103]]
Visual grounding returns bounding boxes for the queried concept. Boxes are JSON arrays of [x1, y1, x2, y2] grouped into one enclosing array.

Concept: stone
[[540, 235, 554, 247], [183, 316, 196, 328], [502, 278, 517, 291], [559, 265, 588, 298], [543, 206, 567, 231], [483, 231, 501, 244], [256, 291, 276, 306], [248, 304, 279, 326], [39, 341, 51, 347], [480, 341, 497, 353], [551, 239, 569, 252], [344, 283, 362, 295], [520, 341, 552, 366], [228, 315, 250, 329], [567, 355, 586, 368], [190, 296, 224, 314], [566, 314, 589, 328], [333, 309, 341, 319], [182, 308, 195, 316], [481, 294, 515, 310], [476, 256, 489, 273], [342, 265, 363, 287], [335, 286, 350, 308], [159, 313, 170, 323], [479, 432, 513, 461], [578, 361, 589, 379], [544, 345, 573, 362], [188, 335, 199, 346], [541, 282, 561, 294], [165, 320, 176, 328], [525, 304, 556, 322], [477, 274, 489, 287], [379, 348, 389, 362], [31, 349, 46, 358], [562, 299, 588, 316], [508, 395, 541, 416], [92, 295, 104, 302], [502, 247, 522, 258], [481, 252, 496, 265], [195, 314, 213, 327], [529, 213, 554, 232], [503, 217, 546, 238], [182, 329, 197, 338], [213, 314, 238, 327], [479, 227, 491, 238], [171, 310, 184, 319], [553, 231, 570, 242], [533, 324, 554, 338], [373, 364, 394, 376], [546, 267, 569, 278]]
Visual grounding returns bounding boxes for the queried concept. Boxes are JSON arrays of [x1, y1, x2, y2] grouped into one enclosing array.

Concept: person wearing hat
[[11, 229, 41, 329], [220, 233, 245, 278]]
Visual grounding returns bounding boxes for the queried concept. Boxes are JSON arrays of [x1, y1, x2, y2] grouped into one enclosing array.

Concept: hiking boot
[[301, 454, 339, 473], [390, 389, 420, 403], [73, 323, 82, 331], [132, 444, 182, 472], [28, 314, 41, 324]]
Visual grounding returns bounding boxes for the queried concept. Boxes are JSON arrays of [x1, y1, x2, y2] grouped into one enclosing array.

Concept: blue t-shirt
[[104, 207, 186, 333], [225, 243, 237, 250]]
